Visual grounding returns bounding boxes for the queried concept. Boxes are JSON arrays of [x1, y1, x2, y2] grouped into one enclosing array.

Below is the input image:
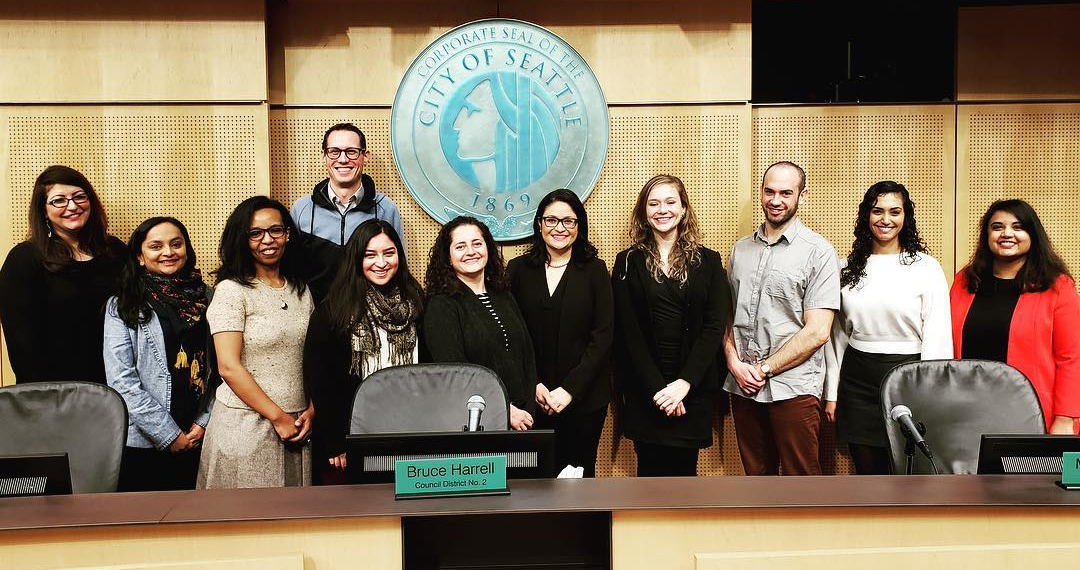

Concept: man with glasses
[[289, 122, 406, 301]]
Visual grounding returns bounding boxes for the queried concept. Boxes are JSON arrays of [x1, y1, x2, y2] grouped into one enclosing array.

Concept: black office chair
[[350, 363, 510, 434], [0, 381, 127, 493], [881, 359, 1045, 474]]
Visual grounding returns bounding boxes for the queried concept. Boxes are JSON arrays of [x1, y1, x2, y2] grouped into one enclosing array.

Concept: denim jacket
[[103, 296, 213, 450]]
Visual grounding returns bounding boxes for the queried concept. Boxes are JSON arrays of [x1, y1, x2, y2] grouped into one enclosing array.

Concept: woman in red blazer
[[951, 199, 1080, 434]]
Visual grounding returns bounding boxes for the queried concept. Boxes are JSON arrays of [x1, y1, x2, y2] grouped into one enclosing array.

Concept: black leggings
[[634, 441, 699, 477], [848, 442, 892, 475]]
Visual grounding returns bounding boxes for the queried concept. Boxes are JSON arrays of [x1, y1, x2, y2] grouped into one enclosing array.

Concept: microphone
[[465, 395, 486, 432], [889, 404, 933, 459]]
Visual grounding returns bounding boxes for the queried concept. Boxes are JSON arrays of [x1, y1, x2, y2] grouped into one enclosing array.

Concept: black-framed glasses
[[324, 147, 366, 160], [46, 193, 89, 209], [247, 225, 288, 242], [542, 216, 578, 230]]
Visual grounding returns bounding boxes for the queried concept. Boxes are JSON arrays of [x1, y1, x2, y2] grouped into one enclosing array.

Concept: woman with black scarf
[[303, 219, 423, 484], [103, 217, 215, 491]]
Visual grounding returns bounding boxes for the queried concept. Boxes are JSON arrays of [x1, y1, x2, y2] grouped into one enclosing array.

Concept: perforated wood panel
[[0, 105, 270, 385], [270, 104, 752, 476], [752, 105, 957, 474], [957, 103, 1080, 290]]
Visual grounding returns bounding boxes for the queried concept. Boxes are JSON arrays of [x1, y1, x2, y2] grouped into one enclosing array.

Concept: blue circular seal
[[391, 19, 609, 241]]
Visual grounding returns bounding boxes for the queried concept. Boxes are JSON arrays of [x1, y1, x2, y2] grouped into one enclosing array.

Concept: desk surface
[[2, 475, 1078, 532]]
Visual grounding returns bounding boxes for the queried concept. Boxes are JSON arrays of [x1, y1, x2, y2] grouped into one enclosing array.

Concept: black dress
[[508, 256, 614, 476], [0, 238, 125, 384], [611, 247, 732, 451]]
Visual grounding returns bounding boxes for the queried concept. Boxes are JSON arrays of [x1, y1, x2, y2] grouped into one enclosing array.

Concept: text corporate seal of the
[[391, 19, 609, 241]]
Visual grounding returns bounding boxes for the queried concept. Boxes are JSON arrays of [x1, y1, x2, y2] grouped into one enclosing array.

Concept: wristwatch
[[757, 362, 772, 378]]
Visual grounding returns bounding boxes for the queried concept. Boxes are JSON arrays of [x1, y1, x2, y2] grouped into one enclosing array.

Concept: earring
[[46, 220, 53, 238]]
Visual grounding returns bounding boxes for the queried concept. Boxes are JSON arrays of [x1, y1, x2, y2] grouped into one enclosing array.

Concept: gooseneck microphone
[[889, 404, 933, 459], [465, 395, 486, 432]]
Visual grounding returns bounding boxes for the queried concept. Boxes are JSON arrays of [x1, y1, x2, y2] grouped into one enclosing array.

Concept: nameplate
[[1061, 452, 1080, 489], [394, 455, 509, 499]]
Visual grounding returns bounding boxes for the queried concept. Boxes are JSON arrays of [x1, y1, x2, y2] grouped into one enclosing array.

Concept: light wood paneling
[[958, 4, 1080, 101], [696, 543, 1080, 570], [956, 103, 1080, 289], [0, 518, 399, 570], [0, 104, 270, 384], [268, 0, 749, 106], [62, 554, 303, 570], [267, 0, 498, 106], [499, 1, 750, 104], [0, 1, 267, 103], [613, 507, 1080, 570]]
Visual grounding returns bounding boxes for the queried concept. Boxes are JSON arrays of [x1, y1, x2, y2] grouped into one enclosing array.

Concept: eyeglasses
[[247, 225, 288, 242], [46, 193, 89, 209], [324, 147, 366, 160], [542, 216, 578, 230]]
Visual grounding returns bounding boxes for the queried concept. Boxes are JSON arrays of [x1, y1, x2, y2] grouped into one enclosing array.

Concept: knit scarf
[[349, 286, 418, 378], [143, 269, 209, 328]]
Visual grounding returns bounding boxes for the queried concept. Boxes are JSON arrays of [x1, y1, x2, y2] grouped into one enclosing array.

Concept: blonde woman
[[612, 175, 732, 476]]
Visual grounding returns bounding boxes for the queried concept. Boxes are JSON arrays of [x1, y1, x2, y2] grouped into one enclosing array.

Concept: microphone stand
[[903, 421, 927, 475]]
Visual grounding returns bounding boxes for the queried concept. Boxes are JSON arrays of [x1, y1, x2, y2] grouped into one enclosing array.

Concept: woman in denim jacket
[[103, 217, 215, 491]]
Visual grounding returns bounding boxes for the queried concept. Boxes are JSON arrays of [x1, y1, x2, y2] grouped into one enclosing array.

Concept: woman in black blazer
[[612, 175, 732, 477], [423, 216, 538, 430], [508, 189, 613, 477]]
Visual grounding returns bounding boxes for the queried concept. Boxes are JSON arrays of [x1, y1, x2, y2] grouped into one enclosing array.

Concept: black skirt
[[835, 347, 919, 447]]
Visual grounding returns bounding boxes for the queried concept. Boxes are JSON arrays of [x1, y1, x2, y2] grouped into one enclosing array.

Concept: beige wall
[[0, 1, 267, 103], [0, 4, 1078, 478], [267, 0, 750, 106]]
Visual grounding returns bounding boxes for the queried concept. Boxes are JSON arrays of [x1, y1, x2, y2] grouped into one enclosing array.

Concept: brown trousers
[[730, 393, 822, 475]]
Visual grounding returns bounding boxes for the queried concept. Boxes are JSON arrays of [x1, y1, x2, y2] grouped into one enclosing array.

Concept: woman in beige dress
[[197, 196, 315, 488]]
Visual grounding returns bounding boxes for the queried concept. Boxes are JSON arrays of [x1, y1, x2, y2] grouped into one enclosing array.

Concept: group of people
[[0, 123, 1076, 492]]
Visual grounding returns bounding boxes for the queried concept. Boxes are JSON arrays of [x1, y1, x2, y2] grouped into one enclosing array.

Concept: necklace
[[546, 260, 569, 269], [257, 276, 289, 310]]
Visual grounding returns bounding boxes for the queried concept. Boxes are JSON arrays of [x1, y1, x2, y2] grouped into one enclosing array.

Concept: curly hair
[[629, 174, 702, 285], [424, 216, 509, 297], [840, 181, 927, 289], [963, 199, 1070, 293], [522, 189, 598, 267]]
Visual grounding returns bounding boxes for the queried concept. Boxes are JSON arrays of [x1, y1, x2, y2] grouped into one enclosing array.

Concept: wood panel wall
[[957, 4, 1080, 101]]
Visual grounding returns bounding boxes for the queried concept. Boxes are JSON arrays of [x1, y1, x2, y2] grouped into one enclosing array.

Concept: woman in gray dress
[[197, 196, 315, 488]]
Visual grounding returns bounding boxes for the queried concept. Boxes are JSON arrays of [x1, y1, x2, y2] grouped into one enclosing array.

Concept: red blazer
[[950, 270, 1080, 432]]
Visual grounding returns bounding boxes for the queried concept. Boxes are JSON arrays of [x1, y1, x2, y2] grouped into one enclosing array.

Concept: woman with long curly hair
[[612, 175, 731, 477], [423, 216, 538, 430], [951, 199, 1079, 434], [303, 219, 423, 483], [824, 181, 952, 474]]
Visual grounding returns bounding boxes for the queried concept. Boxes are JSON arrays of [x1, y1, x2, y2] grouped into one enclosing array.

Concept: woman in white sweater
[[825, 181, 952, 474]]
